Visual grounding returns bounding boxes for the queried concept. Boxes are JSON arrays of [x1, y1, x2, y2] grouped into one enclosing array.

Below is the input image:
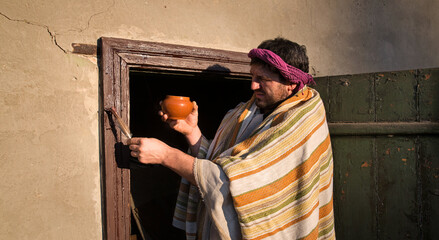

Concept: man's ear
[[286, 84, 297, 95]]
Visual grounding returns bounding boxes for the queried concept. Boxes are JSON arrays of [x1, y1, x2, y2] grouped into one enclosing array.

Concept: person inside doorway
[[128, 37, 335, 239]]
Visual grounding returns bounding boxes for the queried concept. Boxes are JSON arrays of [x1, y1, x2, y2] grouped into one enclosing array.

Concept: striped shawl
[[173, 87, 335, 239]]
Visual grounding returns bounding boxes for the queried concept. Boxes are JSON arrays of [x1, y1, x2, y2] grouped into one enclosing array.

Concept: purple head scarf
[[248, 48, 315, 91]]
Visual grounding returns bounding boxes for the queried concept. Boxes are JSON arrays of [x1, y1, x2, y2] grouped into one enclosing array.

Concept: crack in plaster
[[0, 12, 67, 53], [81, 0, 115, 33], [2, 0, 115, 56], [60, 0, 115, 35]]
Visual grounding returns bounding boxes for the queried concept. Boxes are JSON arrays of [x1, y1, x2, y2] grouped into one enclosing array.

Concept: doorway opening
[[128, 69, 252, 239], [128, 69, 252, 238]]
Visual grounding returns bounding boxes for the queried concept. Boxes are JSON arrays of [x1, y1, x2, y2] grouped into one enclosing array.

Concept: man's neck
[[260, 96, 291, 118], [259, 87, 307, 118]]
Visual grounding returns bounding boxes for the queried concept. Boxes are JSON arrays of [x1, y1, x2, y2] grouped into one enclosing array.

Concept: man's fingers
[[128, 138, 140, 158], [130, 151, 139, 157], [128, 137, 143, 145], [129, 144, 139, 151], [159, 111, 169, 122], [192, 101, 198, 112]]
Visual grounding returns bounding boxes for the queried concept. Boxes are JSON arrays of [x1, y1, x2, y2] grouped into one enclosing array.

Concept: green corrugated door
[[314, 68, 439, 240]]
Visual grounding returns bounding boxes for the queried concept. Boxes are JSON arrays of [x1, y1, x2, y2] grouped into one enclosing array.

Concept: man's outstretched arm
[[128, 137, 197, 185]]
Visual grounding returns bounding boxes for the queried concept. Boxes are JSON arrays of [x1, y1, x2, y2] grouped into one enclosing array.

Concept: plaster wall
[[0, 0, 438, 239]]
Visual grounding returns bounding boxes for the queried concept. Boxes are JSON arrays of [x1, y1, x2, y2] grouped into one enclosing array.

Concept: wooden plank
[[118, 53, 251, 76], [328, 122, 439, 136], [419, 136, 439, 240], [101, 38, 117, 240], [101, 38, 132, 240], [331, 136, 376, 240], [418, 68, 439, 121], [375, 71, 417, 122], [376, 136, 419, 239], [328, 74, 375, 122], [71, 43, 97, 55]]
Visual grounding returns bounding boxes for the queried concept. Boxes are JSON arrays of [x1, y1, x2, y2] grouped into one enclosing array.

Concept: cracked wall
[[0, 7, 101, 239], [0, 0, 438, 239]]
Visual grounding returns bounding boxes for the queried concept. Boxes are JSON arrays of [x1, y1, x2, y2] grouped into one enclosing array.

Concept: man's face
[[250, 64, 296, 113]]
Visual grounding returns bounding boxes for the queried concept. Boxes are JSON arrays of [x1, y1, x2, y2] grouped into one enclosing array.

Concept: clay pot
[[161, 95, 193, 120]]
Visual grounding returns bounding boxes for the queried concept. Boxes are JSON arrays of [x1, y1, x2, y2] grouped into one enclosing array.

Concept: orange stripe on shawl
[[231, 132, 258, 156], [319, 197, 334, 219], [251, 202, 319, 240], [279, 88, 313, 107], [299, 225, 319, 240], [226, 98, 255, 149], [227, 107, 250, 148]]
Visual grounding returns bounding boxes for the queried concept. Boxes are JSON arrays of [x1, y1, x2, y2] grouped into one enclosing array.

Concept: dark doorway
[[129, 69, 253, 239]]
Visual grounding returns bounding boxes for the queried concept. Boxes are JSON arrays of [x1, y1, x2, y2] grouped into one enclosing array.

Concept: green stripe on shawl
[[318, 222, 335, 237], [320, 150, 333, 172]]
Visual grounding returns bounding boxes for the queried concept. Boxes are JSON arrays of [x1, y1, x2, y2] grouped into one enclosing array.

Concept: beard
[[254, 87, 291, 113]]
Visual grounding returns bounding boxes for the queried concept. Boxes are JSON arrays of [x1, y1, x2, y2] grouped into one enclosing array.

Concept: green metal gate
[[313, 68, 439, 239]]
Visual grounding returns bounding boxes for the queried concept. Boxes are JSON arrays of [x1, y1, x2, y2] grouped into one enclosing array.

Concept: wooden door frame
[[99, 37, 251, 240]]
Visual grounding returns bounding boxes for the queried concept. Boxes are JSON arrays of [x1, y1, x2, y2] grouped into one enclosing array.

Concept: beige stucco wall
[[1, 0, 438, 239]]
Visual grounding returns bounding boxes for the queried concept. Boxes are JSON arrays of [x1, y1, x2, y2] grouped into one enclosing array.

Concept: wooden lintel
[[72, 43, 97, 55]]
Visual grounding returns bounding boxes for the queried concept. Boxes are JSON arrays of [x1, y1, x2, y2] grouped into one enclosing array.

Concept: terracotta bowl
[[161, 95, 193, 120]]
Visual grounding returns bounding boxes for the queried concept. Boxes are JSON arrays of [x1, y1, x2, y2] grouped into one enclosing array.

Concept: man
[[128, 37, 335, 239]]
